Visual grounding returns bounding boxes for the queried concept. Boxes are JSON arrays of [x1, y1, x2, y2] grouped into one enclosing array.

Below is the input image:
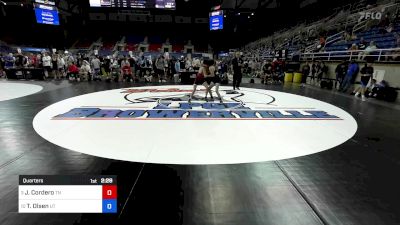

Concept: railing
[[300, 48, 400, 62], [325, 31, 345, 47]]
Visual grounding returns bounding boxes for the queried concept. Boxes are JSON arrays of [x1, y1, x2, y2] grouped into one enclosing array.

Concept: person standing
[[5, 53, 15, 69], [155, 55, 166, 83], [56, 54, 65, 79], [231, 52, 243, 90], [301, 62, 310, 87], [42, 52, 52, 79], [340, 60, 359, 92], [354, 63, 374, 101], [91, 56, 101, 81], [335, 61, 347, 89]]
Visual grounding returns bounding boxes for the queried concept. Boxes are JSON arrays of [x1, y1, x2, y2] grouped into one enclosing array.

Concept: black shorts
[[205, 76, 220, 85], [45, 66, 52, 72]]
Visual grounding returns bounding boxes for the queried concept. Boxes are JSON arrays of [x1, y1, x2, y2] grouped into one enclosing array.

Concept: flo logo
[[53, 88, 341, 120]]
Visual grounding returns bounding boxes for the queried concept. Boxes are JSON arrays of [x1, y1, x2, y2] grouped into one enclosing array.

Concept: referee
[[231, 52, 243, 90]]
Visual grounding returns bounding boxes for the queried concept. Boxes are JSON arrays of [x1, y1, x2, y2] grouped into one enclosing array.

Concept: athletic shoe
[[362, 95, 366, 101]]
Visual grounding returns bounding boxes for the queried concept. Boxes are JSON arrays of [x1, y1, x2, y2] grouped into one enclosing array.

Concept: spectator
[[14, 52, 26, 68], [335, 61, 348, 89], [192, 57, 201, 71], [316, 61, 328, 85], [28, 53, 37, 68], [309, 61, 316, 85], [387, 34, 400, 61], [359, 41, 377, 61], [5, 53, 15, 69], [128, 56, 136, 76], [91, 56, 101, 81], [357, 37, 368, 50], [155, 55, 166, 83], [340, 60, 359, 92], [121, 57, 130, 68], [0, 54, 4, 77], [349, 43, 358, 51], [301, 61, 310, 87], [42, 52, 52, 79], [67, 62, 79, 81], [385, 23, 394, 33], [185, 57, 192, 71], [79, 60, 91, 81], [121, 63, 133, 82], [51, 54, 58, 79], [64, 51, 75, 66], [56, 54, 65, 79], [353, 63, 374, 101], [378, 14, 390, 28], [103, 56, 112, 81]]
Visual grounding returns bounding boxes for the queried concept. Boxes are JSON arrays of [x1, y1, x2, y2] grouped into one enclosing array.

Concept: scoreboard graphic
[[19, 175, 117, 213], [209, 10, 224, 31]]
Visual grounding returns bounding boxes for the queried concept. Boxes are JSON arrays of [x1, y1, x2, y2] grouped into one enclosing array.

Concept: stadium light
[[0, 1, 7, 5], [251, 13, 254, 16]]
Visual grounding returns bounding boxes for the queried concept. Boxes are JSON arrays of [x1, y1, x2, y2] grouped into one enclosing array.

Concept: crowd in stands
[[0, 51, 232, 84]]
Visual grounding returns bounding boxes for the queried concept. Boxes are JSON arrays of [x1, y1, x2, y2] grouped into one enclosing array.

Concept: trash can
[[284, 72, 293, 83], [293, 72, 302, 83]]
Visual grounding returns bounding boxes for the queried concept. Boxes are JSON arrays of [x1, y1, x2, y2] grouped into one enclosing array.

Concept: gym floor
[[0, 80, 399, 225]]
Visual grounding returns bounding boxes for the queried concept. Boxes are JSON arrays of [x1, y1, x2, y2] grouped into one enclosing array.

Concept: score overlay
[[19, 175, 117, 213]]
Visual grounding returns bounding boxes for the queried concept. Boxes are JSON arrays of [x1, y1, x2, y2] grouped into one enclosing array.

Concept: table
[[5, 68, 45, 80]]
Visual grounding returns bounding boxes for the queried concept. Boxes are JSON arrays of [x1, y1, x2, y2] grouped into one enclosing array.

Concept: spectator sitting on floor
[[67, 62, 79, 81], [367, 79, 388, 98]]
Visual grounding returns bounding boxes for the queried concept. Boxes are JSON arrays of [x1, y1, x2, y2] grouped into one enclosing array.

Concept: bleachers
[[242, 0, 400, 60], [325, 25, 400, 52]]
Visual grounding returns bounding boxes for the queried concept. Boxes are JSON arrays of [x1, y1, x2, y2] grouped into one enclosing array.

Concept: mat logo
[[52, 88, 341, 120]]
